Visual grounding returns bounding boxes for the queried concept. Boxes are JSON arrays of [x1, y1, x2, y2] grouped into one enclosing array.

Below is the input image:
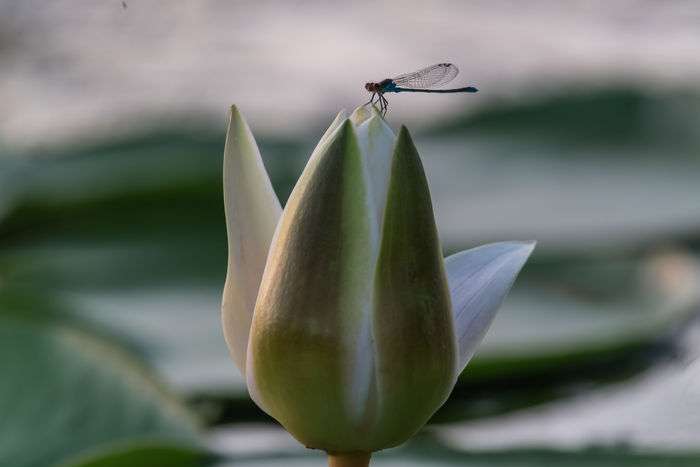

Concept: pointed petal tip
[[350, 105, 374, 126], [507, 241, 537, 271], [514, 240, 537, 252], [463, 240, 537, 268], [364, 113, 396, 136], [368, 104, 384, 119], [394, 125, 416, 154], [228, 104, 243, 121], [328, 109, 348, 128], [226, 104, 249, 137], [336, 117, 355, 137], [446, 240, 537, 371], [329, 118, 359, 152], [512, 240, 537, 260]]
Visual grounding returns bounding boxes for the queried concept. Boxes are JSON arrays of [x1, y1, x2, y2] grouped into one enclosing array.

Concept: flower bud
[[221, 105, 534, 454]]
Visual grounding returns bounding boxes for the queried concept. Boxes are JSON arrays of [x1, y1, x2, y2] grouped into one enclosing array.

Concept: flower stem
[[327, 452, 371, 467]]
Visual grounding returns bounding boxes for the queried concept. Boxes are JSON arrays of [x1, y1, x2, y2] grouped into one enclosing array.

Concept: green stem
[[327, 452, 371, 467]]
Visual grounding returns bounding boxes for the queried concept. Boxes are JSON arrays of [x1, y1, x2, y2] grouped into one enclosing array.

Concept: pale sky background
[[1, 0, 699, 148]]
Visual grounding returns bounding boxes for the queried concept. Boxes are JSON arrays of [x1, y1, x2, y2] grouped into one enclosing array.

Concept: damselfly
[[365, 63, 477, 116]]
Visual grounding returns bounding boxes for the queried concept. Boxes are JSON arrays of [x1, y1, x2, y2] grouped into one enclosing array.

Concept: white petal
[[369, 126, 456, 450], [313, 109, 348, 155], [349, 105, 373, 126], [247, 120, 378, 450], [446, 241, 536, 372], [354, 115, 395, 227], [286, 110, 348, 192], [221, 105, 282, 375]]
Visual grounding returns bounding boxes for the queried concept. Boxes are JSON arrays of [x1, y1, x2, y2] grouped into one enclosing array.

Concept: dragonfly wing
[[391, 63, 459, 89]]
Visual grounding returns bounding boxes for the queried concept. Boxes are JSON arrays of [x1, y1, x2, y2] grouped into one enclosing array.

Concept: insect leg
[[380, 94, 389, 116]]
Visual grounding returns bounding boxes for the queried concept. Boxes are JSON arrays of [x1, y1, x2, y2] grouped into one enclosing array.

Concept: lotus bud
[[221, 105, 534, 465]]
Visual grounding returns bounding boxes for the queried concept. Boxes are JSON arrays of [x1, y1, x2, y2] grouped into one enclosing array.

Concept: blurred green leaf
[[0, 288, 204, 467], [58, 441, 208, 467]]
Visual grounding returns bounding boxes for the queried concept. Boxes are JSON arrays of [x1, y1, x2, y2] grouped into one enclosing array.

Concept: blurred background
[[2, 1, 700, 466]]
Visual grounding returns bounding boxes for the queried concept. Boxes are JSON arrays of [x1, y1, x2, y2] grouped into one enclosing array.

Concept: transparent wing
[[391, 63, 459, 89]]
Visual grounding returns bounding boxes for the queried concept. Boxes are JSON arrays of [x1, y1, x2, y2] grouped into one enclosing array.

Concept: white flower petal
[[349, 105, 373, 126], [370, 126, 456, 450], [221, 105, 282, 375], [446, 241, 536, 372], [355, 115, 395, 226], [313, 109, 348, 155], [248, 120, 377, 452]]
